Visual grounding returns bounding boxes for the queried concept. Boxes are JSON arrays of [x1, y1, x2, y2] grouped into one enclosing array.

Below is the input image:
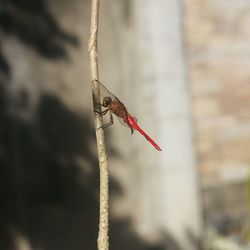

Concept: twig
[[88, 0, 109, 250]]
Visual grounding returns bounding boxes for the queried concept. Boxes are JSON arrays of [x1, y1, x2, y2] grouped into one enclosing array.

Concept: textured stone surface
[[185, 0, 250, 185], [184, 0, 250, 243]]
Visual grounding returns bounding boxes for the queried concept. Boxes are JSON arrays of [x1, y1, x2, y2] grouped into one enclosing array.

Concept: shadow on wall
[[0, 93, 181, 250], [0, 0, 184, 249], [0, 0, 78, 60]]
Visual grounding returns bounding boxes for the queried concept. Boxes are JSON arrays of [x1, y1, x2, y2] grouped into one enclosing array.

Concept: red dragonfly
[[94, 80, 162, 151]]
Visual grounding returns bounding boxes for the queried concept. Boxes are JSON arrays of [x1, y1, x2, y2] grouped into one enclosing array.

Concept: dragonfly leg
[[94, 108, 110, 115], [98, 111, 114, 130], [95, 103, 102, 108], [95, 102, 108, 109]]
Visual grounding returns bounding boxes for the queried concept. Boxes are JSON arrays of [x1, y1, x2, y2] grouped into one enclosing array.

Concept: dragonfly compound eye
[[103, 96, 112, 107]]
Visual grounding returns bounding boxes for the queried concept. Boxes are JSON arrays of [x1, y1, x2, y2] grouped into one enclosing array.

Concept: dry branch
[[88, 0, 109, 249]]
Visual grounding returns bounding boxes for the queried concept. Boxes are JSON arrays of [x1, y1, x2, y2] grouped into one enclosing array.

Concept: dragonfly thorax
[[103, 96, 112, 107]]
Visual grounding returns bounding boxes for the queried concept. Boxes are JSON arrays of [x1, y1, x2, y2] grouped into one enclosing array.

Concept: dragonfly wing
[[96, 80, 118, 100]]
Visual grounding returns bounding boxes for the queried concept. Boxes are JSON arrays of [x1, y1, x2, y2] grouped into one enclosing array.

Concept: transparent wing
[[95, 79, 119, 101]]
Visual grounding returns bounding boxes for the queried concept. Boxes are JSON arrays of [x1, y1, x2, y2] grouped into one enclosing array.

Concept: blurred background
[[0, 0, 250, 249]]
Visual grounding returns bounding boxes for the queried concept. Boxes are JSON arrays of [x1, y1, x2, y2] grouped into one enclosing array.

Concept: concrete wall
[[0, 0, 202, 249], [129, 0, 202, 248], [184, 0, 250, 241]]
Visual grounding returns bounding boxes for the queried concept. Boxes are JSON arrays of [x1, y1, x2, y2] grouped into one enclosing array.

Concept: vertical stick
[[88, 0, 109, 249]]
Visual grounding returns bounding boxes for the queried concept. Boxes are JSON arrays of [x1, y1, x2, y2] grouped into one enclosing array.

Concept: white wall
[[123, 0, 203, 248]]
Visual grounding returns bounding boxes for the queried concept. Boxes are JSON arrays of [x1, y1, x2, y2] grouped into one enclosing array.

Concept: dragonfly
[[94, 79, 162, 151]]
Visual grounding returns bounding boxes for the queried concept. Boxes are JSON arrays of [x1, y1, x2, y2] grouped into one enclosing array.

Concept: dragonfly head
[[103, 96, 112, 107]]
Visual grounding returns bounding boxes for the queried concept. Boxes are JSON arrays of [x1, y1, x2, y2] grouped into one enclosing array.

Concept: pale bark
[[88, 0, 109, 249]]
